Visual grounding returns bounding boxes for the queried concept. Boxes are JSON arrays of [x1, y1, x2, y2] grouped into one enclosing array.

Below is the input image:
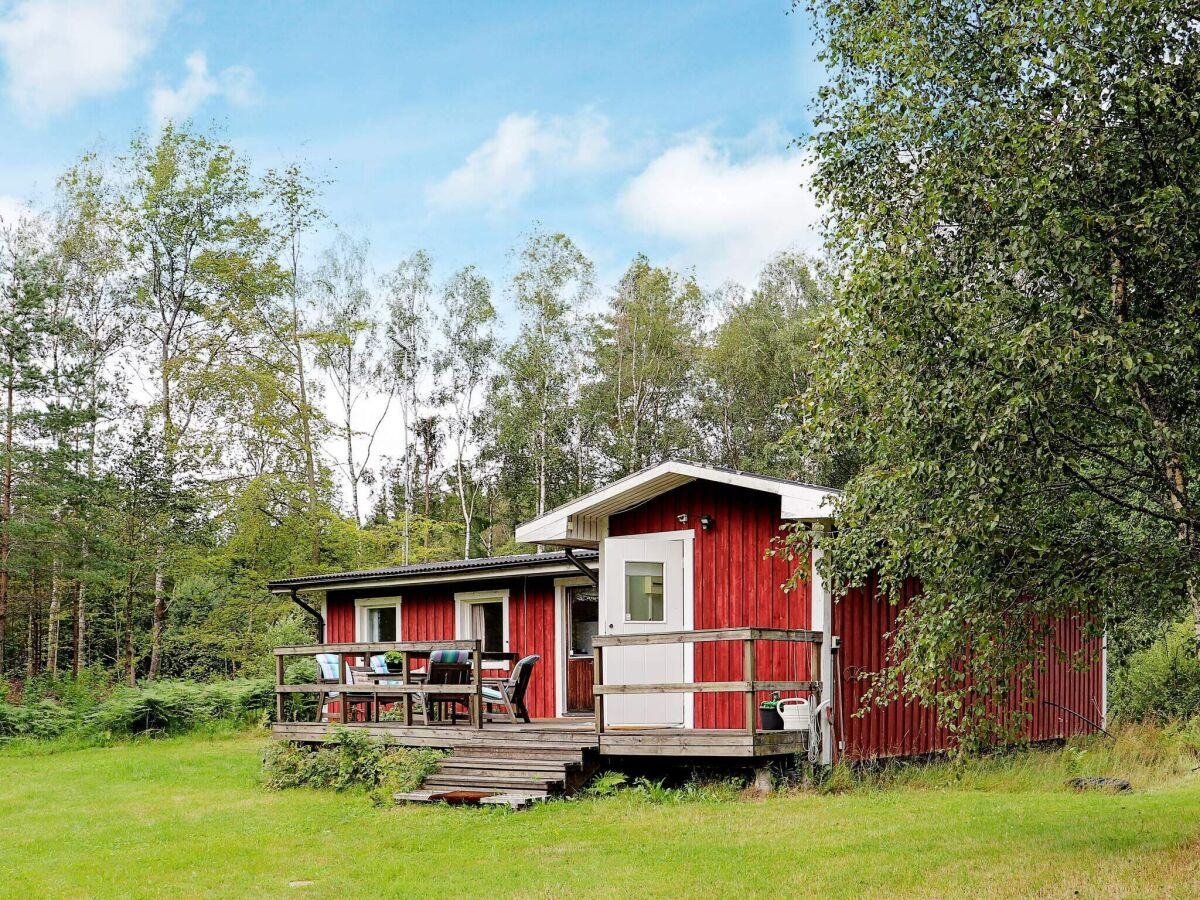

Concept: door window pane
[[471, 601, 504, 653], [569, 587, 599, 655], [369, 606, 397, 641], [625, 562, 664, 622]]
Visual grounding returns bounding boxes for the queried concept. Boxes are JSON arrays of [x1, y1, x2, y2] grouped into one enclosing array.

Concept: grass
[[0, 729, 1198, 898]]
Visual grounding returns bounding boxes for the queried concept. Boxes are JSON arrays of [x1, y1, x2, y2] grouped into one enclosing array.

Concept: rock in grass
[[1066, 777, 1131, 792]]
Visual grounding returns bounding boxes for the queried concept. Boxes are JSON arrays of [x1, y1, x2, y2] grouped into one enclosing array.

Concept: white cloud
[[150, 51, 257, 124], [618, 135, 823, 286], [0, 0, 169, 121], [427, 109, 611, 212]]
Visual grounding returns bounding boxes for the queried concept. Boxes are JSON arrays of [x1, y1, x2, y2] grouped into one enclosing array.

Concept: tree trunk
[[148, 554, 165, 678], [124, 567, 136, 687], [46, 564, 62, 674], [72, 581, 85, 676], [0, 373, 12, 675], [290, 269, 321, 568]]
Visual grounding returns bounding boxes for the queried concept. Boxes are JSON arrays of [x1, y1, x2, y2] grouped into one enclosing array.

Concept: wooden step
[[449, 745, 587, 762], [439, 763, 578, 777], [394, 789, 548, 809], [424, 773, 562, 791]]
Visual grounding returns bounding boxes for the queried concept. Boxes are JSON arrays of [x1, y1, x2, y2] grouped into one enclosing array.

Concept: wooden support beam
[[275, 654, 285, 723], [744, 638, 756, 737], [593, 644, 604, 735]]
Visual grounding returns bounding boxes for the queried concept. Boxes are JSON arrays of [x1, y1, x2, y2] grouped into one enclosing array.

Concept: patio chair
[[342, 665, 383, 722], [414, 649, 473, 725], [481, 654, 539, 724], [314, 653, 343, 723]]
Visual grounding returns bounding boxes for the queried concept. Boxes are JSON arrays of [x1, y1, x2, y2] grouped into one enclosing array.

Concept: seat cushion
[[429, 649, 469, 665], [315, 653, 341, 681], [481, 686, 505, 702]]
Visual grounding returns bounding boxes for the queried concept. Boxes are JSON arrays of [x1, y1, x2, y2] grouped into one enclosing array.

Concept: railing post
[[594, 643, 605, 735], [275, 653, 285, 723], [471, 639, 483, 729], [744, 637, 756, 737], [401, 650, 412, 726]]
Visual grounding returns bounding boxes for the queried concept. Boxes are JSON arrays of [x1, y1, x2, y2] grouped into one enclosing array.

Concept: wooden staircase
[[395, 745, 596, 809]]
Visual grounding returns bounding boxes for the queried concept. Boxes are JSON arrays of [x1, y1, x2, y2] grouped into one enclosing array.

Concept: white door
[[601, 534, 692, 727]]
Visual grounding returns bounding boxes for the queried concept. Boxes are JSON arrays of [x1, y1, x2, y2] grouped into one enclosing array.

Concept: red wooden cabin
[[270, 461, 1104, 766]]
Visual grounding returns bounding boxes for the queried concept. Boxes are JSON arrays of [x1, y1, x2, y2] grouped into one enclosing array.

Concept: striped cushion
[[429, 649, 469, 665], [315, 653, 341, 681], [369, 654, 389, 673]]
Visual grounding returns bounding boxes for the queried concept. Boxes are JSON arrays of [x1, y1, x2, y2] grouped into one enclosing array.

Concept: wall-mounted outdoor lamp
[[699, 515, 714, 531]]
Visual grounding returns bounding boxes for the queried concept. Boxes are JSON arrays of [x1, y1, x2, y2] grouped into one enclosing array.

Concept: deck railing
[[274, 640, 487, 728], [590, 627, 823, 736]]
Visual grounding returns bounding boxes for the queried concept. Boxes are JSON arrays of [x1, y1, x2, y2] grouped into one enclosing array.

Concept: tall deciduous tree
[[435, 266, 496, 558], [311, 234, 389, 528], [586, 254, 705, 476], [383, 250, 433, 562], [703, 251, 841, 480], [490, 230, 594, 527], [64, 124, 285, 677], [793, 0, 1200, 743]]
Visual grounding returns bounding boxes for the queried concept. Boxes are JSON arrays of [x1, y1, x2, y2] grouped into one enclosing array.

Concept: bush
[[86, 679, 274, 735], [262, 728, 443, 803], [1109, 620, 1200, 724], [0, 700, 79, 740]]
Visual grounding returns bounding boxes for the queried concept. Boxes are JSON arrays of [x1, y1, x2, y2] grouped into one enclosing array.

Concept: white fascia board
[[779, 490, 839, 521], [515, 514, 571, 544], [516, 460, 842, 540], [272, 561, 597, 595]]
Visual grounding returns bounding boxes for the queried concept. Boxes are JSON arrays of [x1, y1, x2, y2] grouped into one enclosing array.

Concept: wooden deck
[[271, 718, 810, 758]]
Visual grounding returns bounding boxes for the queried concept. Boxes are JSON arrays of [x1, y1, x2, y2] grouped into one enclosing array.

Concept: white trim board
[[353, 595, 402, 642], [454, 588, 511, 660], [554, 575, 598, 717]]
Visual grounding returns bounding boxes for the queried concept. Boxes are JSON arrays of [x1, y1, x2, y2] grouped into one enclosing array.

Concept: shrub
[[86, 679, 274, 735], [1109, 620, 1200, 724], [262, 729, 443, 803], [0, 700, 79, 740]]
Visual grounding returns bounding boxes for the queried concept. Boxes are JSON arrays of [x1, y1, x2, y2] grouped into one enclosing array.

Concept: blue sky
[[0, 0, 825, 304]]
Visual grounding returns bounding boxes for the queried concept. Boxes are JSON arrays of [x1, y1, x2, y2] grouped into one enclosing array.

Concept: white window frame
[[454, 589, 510, 660], [554, 575, 598, 717], [354, 596, 403, 642]]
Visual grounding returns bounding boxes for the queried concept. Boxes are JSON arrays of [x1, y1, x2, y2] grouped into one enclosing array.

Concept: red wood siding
[[609, 482, 813, 729], [834, 574, 1104, 760], [323, 575, 559, 719]]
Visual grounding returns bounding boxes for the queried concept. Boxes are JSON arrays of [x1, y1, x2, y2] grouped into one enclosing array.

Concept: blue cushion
[[430, 649, 469, 664], [481, 686, 504, 702], [369, 654, 389, 673], [315, 653, 341, 681]]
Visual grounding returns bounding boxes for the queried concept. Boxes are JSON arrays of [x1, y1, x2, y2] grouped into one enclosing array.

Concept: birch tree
[[382, 251, 433, 562], [491, 231, 594, 526], [435, 266, 496, 558], [311, 234, 389, 527]]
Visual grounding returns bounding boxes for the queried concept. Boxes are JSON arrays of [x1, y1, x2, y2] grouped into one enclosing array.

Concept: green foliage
[[1110, 621, 1200, 724], [86, 679, 274, 735], [0, 678, 272, 745], [261, 729, 442, 804], [0, 700, 76, 740], [793, 0, 1200, 746], [583, 770, 628, 797]]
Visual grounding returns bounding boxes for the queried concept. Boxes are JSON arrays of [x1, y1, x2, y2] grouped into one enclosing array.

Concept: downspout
[[288, 588, 325, 643], [564, 547, 599, 586]]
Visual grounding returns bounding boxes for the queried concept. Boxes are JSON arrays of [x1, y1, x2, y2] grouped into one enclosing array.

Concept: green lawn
[[1, 733, 1198, 898]]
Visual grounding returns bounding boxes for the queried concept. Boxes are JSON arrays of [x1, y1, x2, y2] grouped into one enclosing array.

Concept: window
[[568, 586, 599, 656], [625, 561, 664, 622], [355, 597, 402, 641], [472, 602, 504, 653], [455, 590, 510, 655]]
